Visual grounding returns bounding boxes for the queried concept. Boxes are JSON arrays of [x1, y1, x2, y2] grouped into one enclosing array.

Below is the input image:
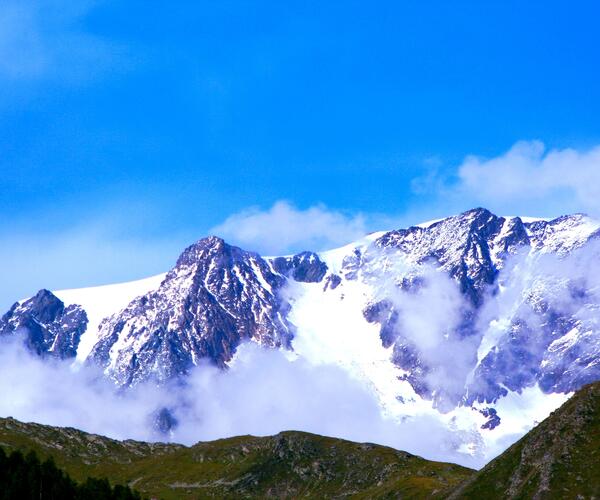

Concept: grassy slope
[[0, 418, 473, 499], [452, 381, 600, 499]]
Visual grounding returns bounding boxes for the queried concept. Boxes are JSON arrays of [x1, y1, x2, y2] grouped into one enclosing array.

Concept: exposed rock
[[0, 289, 87, 359], [271, 251, 328, 283], [88, 237, 294, 385]]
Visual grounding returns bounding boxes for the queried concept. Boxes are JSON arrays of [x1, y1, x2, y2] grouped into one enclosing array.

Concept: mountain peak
[[0, 289, 87, 359], [175, 235, 233, 267], [462, 206, 494, 217], [8, 289, 66, 325]]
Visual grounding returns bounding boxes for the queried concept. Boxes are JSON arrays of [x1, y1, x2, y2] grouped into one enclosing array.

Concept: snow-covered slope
[[2, 207, 600, 463], [54, 273, 166, 362]]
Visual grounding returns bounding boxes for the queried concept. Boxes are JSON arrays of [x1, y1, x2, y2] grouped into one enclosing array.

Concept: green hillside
[[452, 381, 600, 499], [0, 418, 472, 499]]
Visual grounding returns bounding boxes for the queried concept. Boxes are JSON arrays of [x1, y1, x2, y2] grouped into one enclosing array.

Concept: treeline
[[0, 447, 144, 500]]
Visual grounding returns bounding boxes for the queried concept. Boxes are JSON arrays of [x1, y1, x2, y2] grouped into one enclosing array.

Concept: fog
[[0, 336, 483, 469]]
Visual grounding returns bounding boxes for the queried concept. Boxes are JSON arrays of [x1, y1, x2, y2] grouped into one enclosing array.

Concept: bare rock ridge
[[0, 289, 87, 359], [87, 236, 298, 386]]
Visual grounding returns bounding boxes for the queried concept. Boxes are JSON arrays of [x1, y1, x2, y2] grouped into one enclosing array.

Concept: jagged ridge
[[2, 208, 600, 414]]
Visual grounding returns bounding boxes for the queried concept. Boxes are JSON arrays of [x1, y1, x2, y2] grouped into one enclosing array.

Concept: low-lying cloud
[[0, 337, 483, 469], [382, 265, 480, 408]]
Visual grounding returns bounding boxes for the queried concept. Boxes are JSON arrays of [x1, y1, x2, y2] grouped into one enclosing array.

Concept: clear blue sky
[[2, 1, 600, 304]]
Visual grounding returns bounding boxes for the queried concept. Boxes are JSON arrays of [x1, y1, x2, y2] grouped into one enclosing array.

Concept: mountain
[[451, 380, 600, 499], [87, 236, 296, 386], [0, 416, 473, 499], [2, 207, 600, 462]]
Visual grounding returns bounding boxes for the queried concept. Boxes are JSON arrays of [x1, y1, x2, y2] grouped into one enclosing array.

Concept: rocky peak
[[525, 213, 599, 254], [271, 251, 328, 283], [175, 236, 229, 268], [88, 236, 294, 386], [26, 289, 65, 323], [0, 290, 87, 359], [370, 208, 521, 306]]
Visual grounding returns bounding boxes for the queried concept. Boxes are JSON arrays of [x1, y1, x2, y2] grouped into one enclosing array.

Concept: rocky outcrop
[[0, 289, 87, 359], [88, 237, 294, 385]]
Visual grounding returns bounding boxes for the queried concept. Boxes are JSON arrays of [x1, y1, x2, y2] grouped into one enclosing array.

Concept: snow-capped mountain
[[88, 237, 295, 386], [2, 207, 600, 457]]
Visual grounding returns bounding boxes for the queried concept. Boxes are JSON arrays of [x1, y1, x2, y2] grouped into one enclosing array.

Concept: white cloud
[[385, 266, 479, 408], [0, 339, 482, 468], [453, 141, 600, 216], [210, 200, 368, 255], [407, 141, 600, 219]]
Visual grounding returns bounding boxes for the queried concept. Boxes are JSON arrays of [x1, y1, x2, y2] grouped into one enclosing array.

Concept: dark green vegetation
[[0, 418, 472, 499], [1, 382, 599, 499], [452, 381, 600, 499], [0, 447, 142, 500]]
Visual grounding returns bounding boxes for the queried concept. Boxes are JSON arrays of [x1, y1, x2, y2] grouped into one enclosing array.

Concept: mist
[[0, 335, 484, 469]]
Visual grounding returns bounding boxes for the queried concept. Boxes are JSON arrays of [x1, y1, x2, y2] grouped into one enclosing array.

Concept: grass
[[451, 381, 600, 499], [0, 419, 473, 499]]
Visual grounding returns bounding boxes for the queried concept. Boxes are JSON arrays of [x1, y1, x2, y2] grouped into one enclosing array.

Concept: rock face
[[2, 208, 600, 416], [272, 251, 328, 283], [0, 290, 87, 359], [88, 237, 295, 385], [341, 208, 600, 408], [372, 208, 512, 306]]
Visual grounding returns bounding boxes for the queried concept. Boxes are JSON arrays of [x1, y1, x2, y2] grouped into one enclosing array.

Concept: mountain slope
[[451, 381, 600, 499], [0, 289, 87, 359], [87, 236, 296, 386], [0, 417, 473, 499]]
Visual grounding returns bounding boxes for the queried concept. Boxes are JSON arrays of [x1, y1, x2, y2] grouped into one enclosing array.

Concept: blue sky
[[2, 0, 600, 306]]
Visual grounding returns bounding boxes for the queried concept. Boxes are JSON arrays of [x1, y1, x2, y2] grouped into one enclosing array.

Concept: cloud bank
[[211, 142, 600, 259], [0, 338, 483, 469], [417, 141, 600, 218], [210, 200, 368, 255], [458, 141, 600, 211]]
